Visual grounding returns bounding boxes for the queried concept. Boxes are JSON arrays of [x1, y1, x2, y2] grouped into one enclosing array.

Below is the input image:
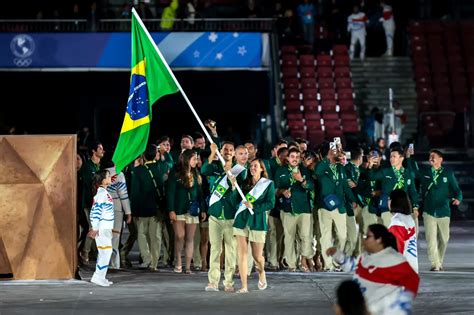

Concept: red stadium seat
[[301, 78, 317, 89], [317, 55, 332, 67], [283, 78, 299, 89], [307, 130, 325, 145], [288, 119, 305, 130], [334, 67, 351, 78], [332, 45, 348, 55], [284, 89, 301, 101], [321, 100, 337, 112], [282, 66, 298, 78], [323, 113, 340, 121], [287, 113, 303, 120], [317, 67, 333, 78], [334, 55, 350, 67], [337, 88, 354, 100], [300, 66, 315, 79], [281, 55, 298, 67], [303, 100, 319, 112], [302, 89, 318, 100], [305, 113, 322, 121], [319, 88, 336, 101], [335, 78, 352, 89], [299, 55, 315, 67], [339, 99, 355, 112], [318, 77, 334, 89], [306, 120, 323, 130], [281, 45, 297, 55], [285, 100, 302, 112]]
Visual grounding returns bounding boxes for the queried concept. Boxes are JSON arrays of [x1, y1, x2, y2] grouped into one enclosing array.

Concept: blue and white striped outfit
[[90, 187, 114, 283]]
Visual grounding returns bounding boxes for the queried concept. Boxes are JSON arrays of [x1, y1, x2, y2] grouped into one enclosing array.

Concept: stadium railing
[[0, 18, 275, 33]]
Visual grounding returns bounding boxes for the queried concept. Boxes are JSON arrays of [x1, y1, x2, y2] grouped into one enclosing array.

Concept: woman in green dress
[[231, 159, 275, 293]]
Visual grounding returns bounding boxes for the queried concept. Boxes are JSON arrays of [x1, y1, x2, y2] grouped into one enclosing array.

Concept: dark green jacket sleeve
[[368, 167, 386, 181], [201, 160, 223, 176], [448, 170, 463, 201], [166, 170, 177, 212], [407, 172, 419, 208]]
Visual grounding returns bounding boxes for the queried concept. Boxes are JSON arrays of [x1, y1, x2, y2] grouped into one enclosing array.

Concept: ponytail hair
[[367, 224, 398, 251], [92, 169, 110, 197]]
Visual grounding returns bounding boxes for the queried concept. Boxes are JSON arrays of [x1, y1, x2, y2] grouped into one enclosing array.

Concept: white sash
[[209, 164, 246, 207], [234, 177, 272, 218]]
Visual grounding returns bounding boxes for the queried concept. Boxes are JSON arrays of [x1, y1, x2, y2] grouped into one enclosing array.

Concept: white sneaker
[[106, 279, 113, 285], [91, 277, 110, 287], [138, 262, 150, 269]]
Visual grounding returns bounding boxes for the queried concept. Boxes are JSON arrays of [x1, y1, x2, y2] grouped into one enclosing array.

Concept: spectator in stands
[[87, 2, 101, 32], [243, 0, 262, 18], [297, 0, 316, 47], [161, 0, 178, 30], [379, 0, 395, 56], [184, 0, 197, 25], [120, 3, 131, 18], [325, 0, 347, 43], [347, 4, 368, 61], [137, 0, 154, 19], [70, 3, 83, 31], [278, 8, 298, 44]]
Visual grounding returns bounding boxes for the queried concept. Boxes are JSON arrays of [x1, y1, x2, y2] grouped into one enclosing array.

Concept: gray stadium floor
[[1, 222, 473, 315]]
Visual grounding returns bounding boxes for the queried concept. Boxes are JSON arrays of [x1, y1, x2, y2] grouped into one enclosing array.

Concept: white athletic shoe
[[91, 276, 110, 287]]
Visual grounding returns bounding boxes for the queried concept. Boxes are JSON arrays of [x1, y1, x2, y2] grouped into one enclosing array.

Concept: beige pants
[[361, 206, 377, 234], [136, 216, 164, 269], [265, 214, 284, 268], [312, 208, 322, 253], [423, 213, 450, 269], [208, 216, 236, 287], [379, 212, 393, 228], [282, 212, 313, 269], [345, 215, 358, 256], [319, 208, 347, 270]]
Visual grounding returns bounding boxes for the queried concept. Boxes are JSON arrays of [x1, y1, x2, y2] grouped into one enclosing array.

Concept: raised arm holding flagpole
[[112, 8, 253, 214]]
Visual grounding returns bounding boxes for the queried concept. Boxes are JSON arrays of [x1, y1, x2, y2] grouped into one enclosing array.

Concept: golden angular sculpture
[[0, 135, 77, 280]]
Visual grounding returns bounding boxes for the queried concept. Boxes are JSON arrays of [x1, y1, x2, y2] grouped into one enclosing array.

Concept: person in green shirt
[[203, 142, 244, 292], [167, 149, 206, 274], [265, 145, 288, 270], [275, 147, 315, 272], [157, 136, 174, 170], [409, 149, 462, 271], [344, 147, 364, 256], [367, 147, 419, 227], [266, 139, 288, 180], [79, 141, 104, 264], [131, 145, 169, 271], [315, 143, 357, 271], [231, 159, 275, 293]]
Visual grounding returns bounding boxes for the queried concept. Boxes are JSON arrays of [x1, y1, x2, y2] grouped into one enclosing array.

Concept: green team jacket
[[357, 167, 381, 214], [274, 165, 314, 214], [315, 159, 356, 214], [202, 160, 248, 220], [131, 161, 168, 218], [267, 157, 283, 180], [409, 159, 462, 218], [166, 169, 205, 215], [344, 162, 365, 216], [368, 166, 419, 212], [231, 182, 275, 231], [80, 159, 100, 209]]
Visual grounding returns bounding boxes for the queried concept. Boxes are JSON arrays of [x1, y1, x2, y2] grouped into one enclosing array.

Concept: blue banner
[[0, 32, 265, 69]]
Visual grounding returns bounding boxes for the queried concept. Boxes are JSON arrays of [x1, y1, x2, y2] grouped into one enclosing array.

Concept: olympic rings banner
[[0, 32, 269, 69]]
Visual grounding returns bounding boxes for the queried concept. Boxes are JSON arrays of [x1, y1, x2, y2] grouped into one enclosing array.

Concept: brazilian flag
[[113, 8, 179, 173]]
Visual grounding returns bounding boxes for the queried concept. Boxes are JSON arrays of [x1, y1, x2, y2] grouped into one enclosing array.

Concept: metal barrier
[[0, 18, 275, 32]]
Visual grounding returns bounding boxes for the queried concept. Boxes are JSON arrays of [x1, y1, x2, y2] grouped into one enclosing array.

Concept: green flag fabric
[[112, 9, 179, 173]]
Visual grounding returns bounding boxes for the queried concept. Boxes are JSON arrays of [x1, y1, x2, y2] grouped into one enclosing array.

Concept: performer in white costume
[[380, 0, 395, 56], [89, 169, 115, 287], [348, 4, 368, 61]]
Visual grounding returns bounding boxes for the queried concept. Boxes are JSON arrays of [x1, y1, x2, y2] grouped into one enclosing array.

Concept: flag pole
[[131, 8, 252, 214]]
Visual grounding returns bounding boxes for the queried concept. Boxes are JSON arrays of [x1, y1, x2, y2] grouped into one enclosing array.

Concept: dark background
[[0, 71, 270, 149]]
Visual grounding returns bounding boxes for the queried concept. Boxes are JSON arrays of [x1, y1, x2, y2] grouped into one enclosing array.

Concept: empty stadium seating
[[280, 44, 360, 147], [409, 21, 473, 145]]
